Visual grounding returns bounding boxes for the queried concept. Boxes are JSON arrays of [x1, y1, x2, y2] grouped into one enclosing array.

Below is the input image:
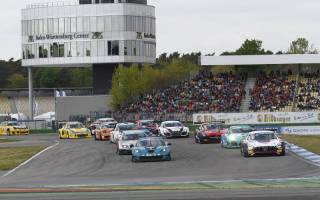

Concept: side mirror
[[130, 144, 134, 148]]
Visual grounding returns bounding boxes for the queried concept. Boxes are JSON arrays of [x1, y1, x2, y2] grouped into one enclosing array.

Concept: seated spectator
[[120, 71, 247, 114], [249, 71, 296, 112]]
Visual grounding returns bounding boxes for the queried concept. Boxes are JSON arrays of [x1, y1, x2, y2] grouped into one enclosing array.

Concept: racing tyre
[[166, 155, 172, 161], [280, 149, 286, 156]]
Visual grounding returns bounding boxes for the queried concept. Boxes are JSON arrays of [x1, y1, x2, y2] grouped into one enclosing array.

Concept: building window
[[77, 41, 84, 57], [112, 41, 119, 56], [71, 18, 77, 33], [98, 40, 105, 56], [77, 17, 84, 32], [53, 18, 59, 34], [43, 19, 48, 34], [85, 41, 91, 56], [65, 18, 71, 33], [59, 18, 65, 34], [50, 43, 59, 57], [97, 17, 104, 32], [91, 40, 98, 56], [39, 44, 48, 58]]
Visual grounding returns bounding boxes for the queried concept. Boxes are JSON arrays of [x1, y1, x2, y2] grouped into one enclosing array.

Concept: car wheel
[[166, 154, 172, 161], [94, 134, 98, 141], [240, 146, 244, 156], [280, 149, 286, 156], [243, 147, 249, 158]]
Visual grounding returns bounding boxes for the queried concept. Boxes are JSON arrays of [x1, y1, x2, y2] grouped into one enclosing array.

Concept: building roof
[[201, 54, 320, 66]]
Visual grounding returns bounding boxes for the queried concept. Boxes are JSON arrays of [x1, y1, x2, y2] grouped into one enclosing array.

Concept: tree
[[235, 39, 271, 55], [110, 58, 199, 109], [288, 38, 318, 54], [7, 74, 28, 88]]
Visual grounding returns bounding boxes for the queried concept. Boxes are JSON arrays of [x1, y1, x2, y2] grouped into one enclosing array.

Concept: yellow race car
[[0, 121, 30, 136], [58, 122, 91, 139]]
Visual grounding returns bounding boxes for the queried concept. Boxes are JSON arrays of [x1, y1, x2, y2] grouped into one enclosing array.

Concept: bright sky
[[1, 0, 320, 60]]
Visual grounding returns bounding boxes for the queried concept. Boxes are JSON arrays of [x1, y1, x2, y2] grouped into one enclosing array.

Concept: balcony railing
[[26, 1, 79, 9]]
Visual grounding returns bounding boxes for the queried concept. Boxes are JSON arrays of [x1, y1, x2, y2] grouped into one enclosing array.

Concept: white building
[[21, 0, 156, 118]]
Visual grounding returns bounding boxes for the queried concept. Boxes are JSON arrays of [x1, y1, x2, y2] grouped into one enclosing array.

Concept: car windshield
[[100, 119, 114, 123], [231, 127, 254, 134], [101, 124, 115, 129], [7, 122, 19, 126], [119, 124, 136, 131], [140, 121, 155, 126], [70, 123, 84, 129], [207, 124, 218, 130], [122, 133, 147, 141], [164, 122, 182, 127], [137, 139, 166, 147], [253, 133, 277, 141]]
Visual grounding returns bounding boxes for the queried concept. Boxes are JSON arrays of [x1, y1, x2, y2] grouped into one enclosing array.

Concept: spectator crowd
[[249, 70, 296, 112], [122, 71, 247, 114], [296, 71, 320, 111]]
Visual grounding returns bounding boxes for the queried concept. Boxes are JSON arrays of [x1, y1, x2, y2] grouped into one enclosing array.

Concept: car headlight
[[163, 129, 170, 133], [229, 135, 236, 141], [162, 148, 167, 152], [134, 150, 139, 153], [247, 143, 254, 149], [122, 145, 129, 149]]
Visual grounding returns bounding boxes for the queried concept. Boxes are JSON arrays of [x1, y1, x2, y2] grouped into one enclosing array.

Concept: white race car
[[159, 121, 189, 138], [116, 130, 149, 155], [240, 131, 285, 157], [110, 122, 137, 143]]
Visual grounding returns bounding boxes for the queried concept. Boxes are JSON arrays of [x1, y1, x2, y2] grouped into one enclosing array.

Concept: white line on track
[[2, 141, 60, 178]]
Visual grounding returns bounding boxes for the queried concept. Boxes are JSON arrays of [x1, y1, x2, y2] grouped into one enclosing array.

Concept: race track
[[0, 134, 320, 187]]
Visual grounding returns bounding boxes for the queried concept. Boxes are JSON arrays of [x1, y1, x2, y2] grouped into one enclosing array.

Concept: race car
[[94, 122, 117, 141], [131, 137, 172, 162], [0, 121, 29, 135], [221, 125, 255, 148], [89, 118, 117, 135], [194, 122, 226, 144], [116, 130, 150, 155], [136, 120, 159, 135], [110, 122, 137, 143], [58, 122, 91, 139], [240, 131, 286, 157], [158, 121, 189, 138]]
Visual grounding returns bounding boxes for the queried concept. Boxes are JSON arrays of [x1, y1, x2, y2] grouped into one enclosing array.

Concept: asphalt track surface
[[0, 188, 319, 200], [0, 134, 320, 188]]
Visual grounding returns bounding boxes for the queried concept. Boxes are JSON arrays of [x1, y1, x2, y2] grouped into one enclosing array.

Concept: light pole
[[28, 66, 34, 120]]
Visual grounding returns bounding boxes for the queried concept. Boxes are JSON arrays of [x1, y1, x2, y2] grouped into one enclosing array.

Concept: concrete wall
[[56, 95, 112, 121]]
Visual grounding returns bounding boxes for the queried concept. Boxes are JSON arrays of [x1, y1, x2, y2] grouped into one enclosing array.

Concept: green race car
[[221, 125, 254, 149]]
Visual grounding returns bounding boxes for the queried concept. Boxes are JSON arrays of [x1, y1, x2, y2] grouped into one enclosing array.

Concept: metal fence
[[18, 120, 49, 130]]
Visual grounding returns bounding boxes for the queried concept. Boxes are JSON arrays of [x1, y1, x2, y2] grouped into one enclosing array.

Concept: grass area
[[0, 139, 20, 143], [0, 146, 44, 171], [283, 135, 320, 155]]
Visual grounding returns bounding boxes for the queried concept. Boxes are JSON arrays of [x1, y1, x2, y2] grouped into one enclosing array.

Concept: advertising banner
[[280, 126, 320, 135], [193, 112, 320, 125]]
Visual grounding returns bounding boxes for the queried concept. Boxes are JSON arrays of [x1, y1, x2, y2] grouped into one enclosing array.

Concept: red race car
[[195, 122, 227, 144], [136, 120, 159, 135]]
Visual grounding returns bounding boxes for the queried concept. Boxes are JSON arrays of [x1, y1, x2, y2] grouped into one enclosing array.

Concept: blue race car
[[131, 137, 172, 162]]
